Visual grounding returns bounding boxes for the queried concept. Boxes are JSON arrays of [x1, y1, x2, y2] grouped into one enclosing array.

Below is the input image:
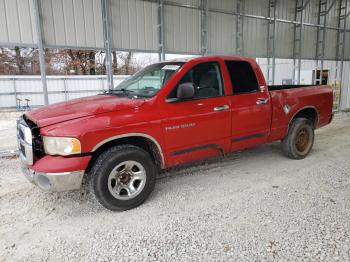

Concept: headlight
[[43, 136, 81, 156]]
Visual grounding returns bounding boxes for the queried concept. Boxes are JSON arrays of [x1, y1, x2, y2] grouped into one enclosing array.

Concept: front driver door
[[159, 61, 231, 166]]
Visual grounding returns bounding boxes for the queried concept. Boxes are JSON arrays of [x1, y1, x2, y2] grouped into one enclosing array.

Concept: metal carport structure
[[0, 0, 349, 109]]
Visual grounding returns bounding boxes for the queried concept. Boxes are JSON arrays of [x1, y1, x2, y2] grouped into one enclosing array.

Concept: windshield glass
[[112, 62, 184, 98]]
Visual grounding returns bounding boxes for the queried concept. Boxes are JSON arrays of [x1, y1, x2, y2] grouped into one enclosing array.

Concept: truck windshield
[[111, 62, 184, 98]]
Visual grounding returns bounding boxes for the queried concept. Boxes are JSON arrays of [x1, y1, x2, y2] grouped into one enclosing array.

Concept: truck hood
[[26, 95, 145, 127]]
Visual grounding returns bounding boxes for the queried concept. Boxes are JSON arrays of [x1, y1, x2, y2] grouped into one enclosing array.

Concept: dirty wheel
[[89, 145, 156, 211], [107, 160, 147, 200], [282, 117, 314, 159]]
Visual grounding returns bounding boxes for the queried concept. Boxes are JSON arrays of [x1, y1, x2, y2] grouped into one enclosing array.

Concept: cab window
[[113, 62, 184, 98], [167, 62, 223, 100], [225, 60, 259, 94]]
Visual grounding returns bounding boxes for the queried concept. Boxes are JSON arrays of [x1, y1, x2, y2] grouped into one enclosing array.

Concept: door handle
[[256, 98, 268, 105], [213, 105, 229, 111]]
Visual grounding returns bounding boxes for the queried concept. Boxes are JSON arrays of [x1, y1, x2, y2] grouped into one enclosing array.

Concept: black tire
[[282, 117, 315, 160], [89, 145, 157, 211]]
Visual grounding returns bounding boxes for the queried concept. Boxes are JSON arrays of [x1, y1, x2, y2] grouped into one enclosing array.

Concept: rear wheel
[[89, 145, 157, 211], [282, 117, 314, 159]]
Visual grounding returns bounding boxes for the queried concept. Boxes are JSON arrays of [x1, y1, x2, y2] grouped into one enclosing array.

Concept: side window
[[167, 62, 223, 100], [225, 61, 259, 94]]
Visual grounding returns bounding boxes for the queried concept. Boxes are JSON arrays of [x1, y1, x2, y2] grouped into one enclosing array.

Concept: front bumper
[[20, 155, 91, 192], [17, 117, 90, 192], [22, 166, 84, 192]]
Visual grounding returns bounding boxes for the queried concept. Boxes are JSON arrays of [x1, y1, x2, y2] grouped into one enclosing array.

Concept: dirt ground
[[0, 112, 349, 261]]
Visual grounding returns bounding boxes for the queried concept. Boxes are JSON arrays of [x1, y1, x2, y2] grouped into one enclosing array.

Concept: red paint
[[25, 56, 333, 173], [28, 95, 144, 127], [30, 155, 91, 173]]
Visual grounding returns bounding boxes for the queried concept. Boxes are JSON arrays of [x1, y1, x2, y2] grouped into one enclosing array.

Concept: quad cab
[[18, 56, 333, 210]]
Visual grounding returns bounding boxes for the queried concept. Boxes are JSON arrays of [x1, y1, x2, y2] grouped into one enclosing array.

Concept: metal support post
[[315, 0, 328, 85], [101, 0, 114, 90], [326, 0, 337, 13], [335, 0, 348, 111], [267, 0, 277, 85], [63, 78, 68, 101], [13, 77, 18, 107], [32, 0, 49, 105], [200, 0, 208, 55], [236, 0, 245, 56], [157, 0, 165, 61], [292, 0, 305, 84]]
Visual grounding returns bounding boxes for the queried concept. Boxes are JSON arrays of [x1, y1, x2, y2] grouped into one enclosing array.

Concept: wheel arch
[[288, 106, 319, 129], [87, 133, 165, 172]]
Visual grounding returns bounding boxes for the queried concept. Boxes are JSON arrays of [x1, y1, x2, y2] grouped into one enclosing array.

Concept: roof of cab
[[163, 55, 252, 63]]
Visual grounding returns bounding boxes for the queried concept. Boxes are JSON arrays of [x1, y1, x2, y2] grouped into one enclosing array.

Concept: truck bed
[[268, 84, 315, 91], [267, 84, 333, 142]]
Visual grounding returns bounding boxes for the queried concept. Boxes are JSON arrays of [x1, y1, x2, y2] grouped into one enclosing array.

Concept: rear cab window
[[225, 60, 259, 95]]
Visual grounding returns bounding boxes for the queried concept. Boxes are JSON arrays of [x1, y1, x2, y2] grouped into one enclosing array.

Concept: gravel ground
[[0, 112, 22, 151], [0, 113, 350, 262]]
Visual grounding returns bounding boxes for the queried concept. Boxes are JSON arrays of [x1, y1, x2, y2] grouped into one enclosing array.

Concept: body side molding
[[171, 144, 221, 156], [231, 133, 266, 142]]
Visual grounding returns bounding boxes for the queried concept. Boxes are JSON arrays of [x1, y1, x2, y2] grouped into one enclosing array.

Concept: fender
[[91, 132, 165, 168], [287, 105, 319, 130]]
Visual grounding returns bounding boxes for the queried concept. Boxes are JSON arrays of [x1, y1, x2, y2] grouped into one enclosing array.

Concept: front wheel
[[282, 117, 315, 160], [89, 145, 157, 211]]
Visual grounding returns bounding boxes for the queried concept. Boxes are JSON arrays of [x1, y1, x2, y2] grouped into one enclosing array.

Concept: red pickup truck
[[18, 56, 333, 210]]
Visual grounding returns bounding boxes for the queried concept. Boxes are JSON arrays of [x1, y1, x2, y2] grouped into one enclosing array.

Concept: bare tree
[[89, 51, 96, 75], [0, 47, 155, 76], [112, 51, 118, 74], [14, 46, 25, 74], [0, 47, 41, 75]]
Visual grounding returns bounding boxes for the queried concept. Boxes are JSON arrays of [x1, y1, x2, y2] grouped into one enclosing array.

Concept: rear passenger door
[[225, 60, 271, 151]]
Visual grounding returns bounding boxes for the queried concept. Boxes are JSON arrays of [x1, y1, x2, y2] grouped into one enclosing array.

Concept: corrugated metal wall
[[110, 0, 158, 51], [0, 75, 129, 108], [0, 0, 349, 60], [0, 0, 349, 109], [165, 3, 201, 54], [208, 11, 236, 55], [346, 32, 350, 59], [2, 61, 349, 109], [40, 0, 104, 48], [0, 0, 36, 45], [258, 59, 350, 109]]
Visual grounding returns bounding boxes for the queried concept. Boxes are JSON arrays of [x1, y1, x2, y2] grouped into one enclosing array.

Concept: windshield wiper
[[104, 89, 151, 99], [104, 88, 135, 97], [109, 88, 134, 94]]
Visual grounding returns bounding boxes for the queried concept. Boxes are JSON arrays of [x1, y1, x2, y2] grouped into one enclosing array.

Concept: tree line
[[0, 47, 154, 75]]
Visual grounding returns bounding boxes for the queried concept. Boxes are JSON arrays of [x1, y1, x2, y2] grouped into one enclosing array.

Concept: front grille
[[20, 144, 25, 157], [17, 118, 33, 165], [18, 128, 25, 141], [25, 118, 44, 159]]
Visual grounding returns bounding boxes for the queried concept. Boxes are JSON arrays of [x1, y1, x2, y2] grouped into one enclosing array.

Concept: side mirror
[[177, 82, 194, 100]]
